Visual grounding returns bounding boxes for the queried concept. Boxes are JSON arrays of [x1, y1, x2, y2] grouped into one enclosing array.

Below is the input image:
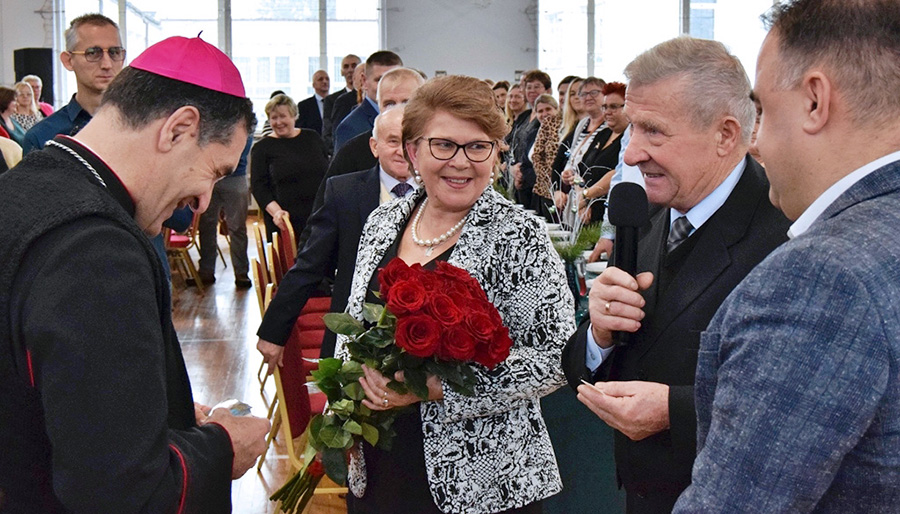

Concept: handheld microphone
[[607, 182, 649, 346]]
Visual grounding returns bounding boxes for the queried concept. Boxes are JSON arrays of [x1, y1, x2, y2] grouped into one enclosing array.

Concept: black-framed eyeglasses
[[602, 103, 624, 111], [578, 89, 602, 99], [69, 46, 126, 62], [424, 137, 496, 162]]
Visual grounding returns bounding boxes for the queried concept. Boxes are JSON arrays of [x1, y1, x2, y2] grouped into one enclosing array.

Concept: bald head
[[370, 108, 408, 181], [377, 67, 426, 110], [312, 70, 329, 97]]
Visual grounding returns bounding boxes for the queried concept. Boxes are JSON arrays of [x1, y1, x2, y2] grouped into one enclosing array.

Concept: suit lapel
[[635, 156, 766, 360], [357, 166, 380, 226]]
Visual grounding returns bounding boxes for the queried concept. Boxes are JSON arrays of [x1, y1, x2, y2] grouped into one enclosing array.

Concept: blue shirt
[[23, 95, 92, 155]]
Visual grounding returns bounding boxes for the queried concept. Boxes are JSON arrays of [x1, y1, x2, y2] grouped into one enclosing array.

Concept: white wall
[[383, 0, 537, 83], [0, 0, 56, 86]]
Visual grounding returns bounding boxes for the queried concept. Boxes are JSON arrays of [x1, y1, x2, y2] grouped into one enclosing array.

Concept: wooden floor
[[172, 228, 346, 514]]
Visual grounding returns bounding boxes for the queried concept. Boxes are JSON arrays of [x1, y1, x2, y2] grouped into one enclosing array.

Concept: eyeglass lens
[[77, 47, 126, 62], [428, 138, 495, 162]]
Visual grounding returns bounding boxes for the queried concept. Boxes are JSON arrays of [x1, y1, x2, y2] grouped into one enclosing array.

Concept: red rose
[[306, 459, 325, 477], [466, 311, 495, 342], [474, 325, 513, 368], [386, 280, 427, 316], [378, 258, 423, 298], [395, 314, 442, 357], [425, 293, 465, 326], [435, 261, 473, 282], [438, 325, 477, 361]]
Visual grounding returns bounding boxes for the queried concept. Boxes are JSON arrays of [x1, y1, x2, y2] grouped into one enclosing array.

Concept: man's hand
[[194, 402, 211, 424], [204, 409, 270, 479], [588, 267, 654, 348], [588, 238, 613, 263], [577, 380, 670, 441], [256, 339, 284, 376]]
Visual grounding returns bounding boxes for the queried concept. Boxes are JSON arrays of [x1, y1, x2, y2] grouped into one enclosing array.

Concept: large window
[[540, 0, 773, 85], [60, 0, 379, 125]]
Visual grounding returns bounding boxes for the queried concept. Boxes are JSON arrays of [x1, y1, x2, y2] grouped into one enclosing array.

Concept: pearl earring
[[414, 169, 423, 184]]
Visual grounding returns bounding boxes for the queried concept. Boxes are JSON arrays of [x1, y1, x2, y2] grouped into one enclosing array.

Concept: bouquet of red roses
[[271, 258, 513, 512]]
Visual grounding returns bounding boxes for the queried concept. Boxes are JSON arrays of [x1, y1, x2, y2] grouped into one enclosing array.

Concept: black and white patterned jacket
[[336, 186, 575, 513]]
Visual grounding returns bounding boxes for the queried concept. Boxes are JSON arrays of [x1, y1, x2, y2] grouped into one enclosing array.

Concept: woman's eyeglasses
[[68, 46, 126, 62], [578, 90, 602, 99], [425, 138, 496, 162]]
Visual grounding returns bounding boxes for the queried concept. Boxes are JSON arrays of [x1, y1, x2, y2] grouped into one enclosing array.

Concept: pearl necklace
[[410, 198, 467, 256]]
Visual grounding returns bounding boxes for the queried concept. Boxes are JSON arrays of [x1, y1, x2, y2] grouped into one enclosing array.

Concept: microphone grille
[[608, 182, 649, 228]]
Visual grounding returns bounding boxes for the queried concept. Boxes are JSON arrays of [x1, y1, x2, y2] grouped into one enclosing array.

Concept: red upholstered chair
[[164, 211, 204, 293]]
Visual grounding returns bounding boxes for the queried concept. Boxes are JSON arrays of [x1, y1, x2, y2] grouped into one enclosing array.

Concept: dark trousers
[[625, 487, 681, 514]]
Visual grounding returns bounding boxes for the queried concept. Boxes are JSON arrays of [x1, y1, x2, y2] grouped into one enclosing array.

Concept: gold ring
[[605, 301, 611, 313]]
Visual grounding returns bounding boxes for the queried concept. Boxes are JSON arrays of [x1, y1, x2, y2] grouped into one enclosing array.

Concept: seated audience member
[[251, 93, 329, 240], [11, 81, 45, 131], [0, 87, 27, 146], [0, 35, 269, 513], [333, 51, 402, 152], [22, 74, 54, 116], [563, 36, 789, 513], [257, 107, 416, 369], [674, 1, 900, 511], [341, 74, 574, 514]]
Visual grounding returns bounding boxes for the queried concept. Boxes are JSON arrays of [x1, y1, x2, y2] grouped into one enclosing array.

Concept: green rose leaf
[[311, 358, 342, 381], [341, 381, 366, 401], [322, 447, 349, 485], [362, 303, 384, 323], [308, 414, 326, 450], [340, 360, 365, 381], [323, 313, 365, 336], [329, 399, 355, 417], [361, 422, 379, 446], [343, 419, 363, 435], [318, 424, 352, 449]]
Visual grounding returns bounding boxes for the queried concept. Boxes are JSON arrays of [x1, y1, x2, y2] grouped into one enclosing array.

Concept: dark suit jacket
[[257, 166, 380, 358], [296, 95, 324, 134], [322, 88, 351, 150], [334, 98, 377, 153], [562, 156, 790, 498], [330, 90, 358, 138]]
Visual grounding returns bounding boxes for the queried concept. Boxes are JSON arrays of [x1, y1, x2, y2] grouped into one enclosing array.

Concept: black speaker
[[14, 48, 55, 106]]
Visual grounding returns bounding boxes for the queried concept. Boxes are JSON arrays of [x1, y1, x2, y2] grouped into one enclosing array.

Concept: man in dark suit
[[322, 54, 360, 149], [562, 37, 790, 513], [333, 50, 402, 152], [256, 107, 416, 372], [295, 69, 329, 134], [297, 67, 425, 250], [675, 1, 900, 511]]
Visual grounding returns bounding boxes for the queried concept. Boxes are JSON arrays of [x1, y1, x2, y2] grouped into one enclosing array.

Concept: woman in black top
[[251, 93, 328, 240]]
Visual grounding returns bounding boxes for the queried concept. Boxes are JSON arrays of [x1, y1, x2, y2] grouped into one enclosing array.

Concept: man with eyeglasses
[[23, 13, 125, 155]]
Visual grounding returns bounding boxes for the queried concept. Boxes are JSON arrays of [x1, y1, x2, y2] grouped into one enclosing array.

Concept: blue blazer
[[333, 98, 377, 153], [676, 158, 900, 513]]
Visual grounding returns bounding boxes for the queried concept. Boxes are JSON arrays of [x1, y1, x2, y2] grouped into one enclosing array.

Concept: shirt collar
[[53, 135, 136, 217], [670, 157, 746, 233], [64, 94, 87, 123], [788, 149, 900, 239], [365, 96, 379, 113], [315, 93, 325, 102], [379, 165, 416, 197]]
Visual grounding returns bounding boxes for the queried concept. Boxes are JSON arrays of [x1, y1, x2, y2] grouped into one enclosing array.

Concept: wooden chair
[[165, 211, 204, 293], [280, 212, 297, 269], [252, 222, 270, 286]]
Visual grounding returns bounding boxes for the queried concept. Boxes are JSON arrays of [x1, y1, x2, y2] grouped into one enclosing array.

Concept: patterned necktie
[[391, 182, 413, 198], [667, 215, 694, 253]]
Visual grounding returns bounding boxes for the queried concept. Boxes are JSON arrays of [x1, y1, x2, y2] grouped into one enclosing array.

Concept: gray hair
[[64, 13, 120, 52], [371, 105, 403, 140], [624, 36, 755, 143], [22, 74, 42, 86], [762, 0, 900, 129]]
